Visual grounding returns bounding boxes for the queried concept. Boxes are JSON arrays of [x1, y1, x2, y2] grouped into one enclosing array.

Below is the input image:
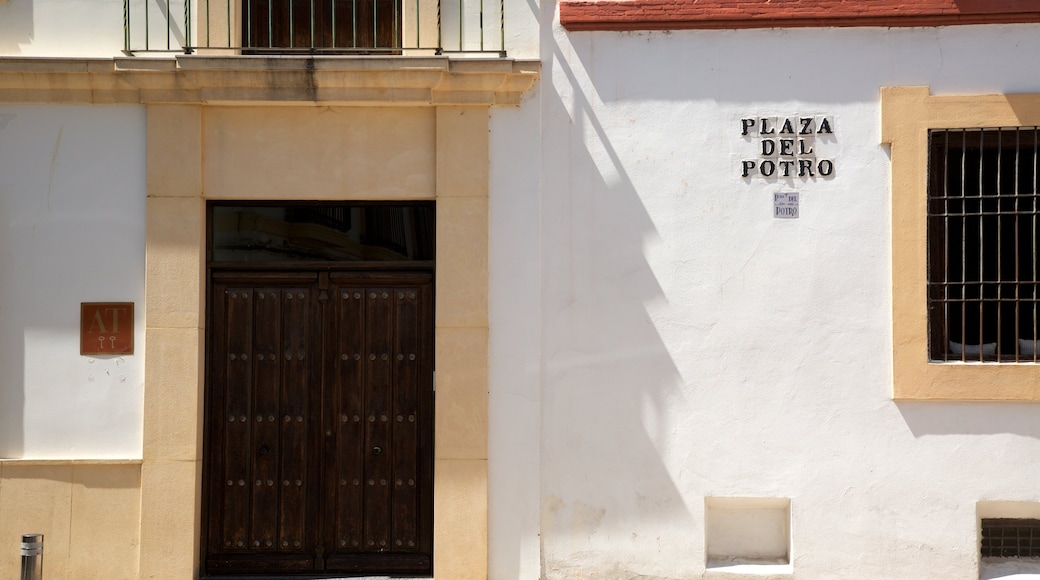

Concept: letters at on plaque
[[81, 302, 134, 355]]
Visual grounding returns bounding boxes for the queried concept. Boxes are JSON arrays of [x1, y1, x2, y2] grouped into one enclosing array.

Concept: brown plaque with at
[[81, 303, 134, 355]]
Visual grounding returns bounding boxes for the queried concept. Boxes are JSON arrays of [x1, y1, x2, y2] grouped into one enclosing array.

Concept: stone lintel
[[0, 56, 539, 106]]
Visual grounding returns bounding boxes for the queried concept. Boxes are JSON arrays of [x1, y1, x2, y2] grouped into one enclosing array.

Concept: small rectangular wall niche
[[705, 497, 791, 570]]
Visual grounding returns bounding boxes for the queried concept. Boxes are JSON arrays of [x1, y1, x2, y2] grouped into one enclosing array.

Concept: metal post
[[20, 534, 43, 580]]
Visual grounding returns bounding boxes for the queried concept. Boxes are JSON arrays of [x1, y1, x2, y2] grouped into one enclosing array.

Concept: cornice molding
[[0, 56, 540, 106], [560, 0, 1040, 32]]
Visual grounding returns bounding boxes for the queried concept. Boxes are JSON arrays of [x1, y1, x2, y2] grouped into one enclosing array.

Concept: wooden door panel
[[204, 271, 432, 577], [277, 287, 318, 554], [325, 273, 433, 572], [222, 288, 255, 553], [328, 274, 434, 573], [250, 288, 281, 551], [206, 281, 320, 573], [363, 288, 394, 552], [206, 286, 229, 558], [323, 552, 433, 574], [391, 286, 421, 551], [330, 286, 367, 553]]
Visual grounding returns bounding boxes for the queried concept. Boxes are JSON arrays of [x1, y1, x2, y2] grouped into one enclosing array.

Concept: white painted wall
[[0, 104, 146, 458], [486, 20, 1040, 580], [503, 0, 540, 59], [0, 0, 127, 57], [489, 87, 543, 580]]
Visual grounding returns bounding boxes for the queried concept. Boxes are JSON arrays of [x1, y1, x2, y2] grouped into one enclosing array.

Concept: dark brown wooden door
[[203, 270, 433, 577]]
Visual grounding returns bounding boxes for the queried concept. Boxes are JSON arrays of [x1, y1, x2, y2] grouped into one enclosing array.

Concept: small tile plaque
[[773, 192, 799, 219]]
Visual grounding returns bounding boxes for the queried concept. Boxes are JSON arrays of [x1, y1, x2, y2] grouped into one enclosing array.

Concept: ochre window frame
[[884, 86, 1040, 401], [561, 0, 1040, 32]]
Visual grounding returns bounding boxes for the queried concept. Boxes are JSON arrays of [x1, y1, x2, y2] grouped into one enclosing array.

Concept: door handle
[[372, 446, 382, 455], [258, 444, 270, 456]]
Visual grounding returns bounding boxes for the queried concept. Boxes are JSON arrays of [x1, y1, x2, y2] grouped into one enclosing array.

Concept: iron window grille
[[927, 127, 1040, 362], [239, 0, 400, 54], [122, 0, 508, 55], [981, 518, 1040, 559]]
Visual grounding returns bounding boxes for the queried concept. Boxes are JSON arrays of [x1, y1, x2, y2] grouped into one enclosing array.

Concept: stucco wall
[[0, 104, 146, 459], [488, 88, 543, 580], [0, 0, 127, 57], [484, 20, 1040, 580]]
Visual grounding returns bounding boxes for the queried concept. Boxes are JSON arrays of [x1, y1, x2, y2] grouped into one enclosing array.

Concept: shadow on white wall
[[537, 29, 696, 580], [0, 0, 33, 56]]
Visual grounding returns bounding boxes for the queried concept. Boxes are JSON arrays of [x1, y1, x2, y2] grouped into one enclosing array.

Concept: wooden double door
[[202, 269, 433, 577]]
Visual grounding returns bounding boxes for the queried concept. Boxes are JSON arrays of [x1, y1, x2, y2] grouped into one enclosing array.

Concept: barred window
[[242, 0, 399, 53], [928, 128, 1040, 362], [981, 518, 1040, 559]]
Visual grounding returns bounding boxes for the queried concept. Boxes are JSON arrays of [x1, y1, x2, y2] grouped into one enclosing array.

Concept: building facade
[[4, 0, 1040, 579], [0, 0, 538, 578]]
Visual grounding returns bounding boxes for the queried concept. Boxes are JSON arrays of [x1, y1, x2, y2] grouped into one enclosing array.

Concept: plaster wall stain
[[542, 496, 607, 537], [545, 555, 685, 580], [546, 497, 654, 579], [541, 495, 564, 525], [572, 501, 607, 536]]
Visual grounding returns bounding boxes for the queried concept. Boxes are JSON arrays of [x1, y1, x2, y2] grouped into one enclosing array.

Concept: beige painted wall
[[140, 103, 490, 579], [0, 461, 141, 580], [202, 107, 437, 200]]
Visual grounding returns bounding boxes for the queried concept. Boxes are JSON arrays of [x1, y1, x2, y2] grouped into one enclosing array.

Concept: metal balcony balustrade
[[123, 0, 505, 56]]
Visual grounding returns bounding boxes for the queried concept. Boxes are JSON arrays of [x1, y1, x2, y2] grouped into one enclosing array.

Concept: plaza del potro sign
[[740, 116, 835, 179]]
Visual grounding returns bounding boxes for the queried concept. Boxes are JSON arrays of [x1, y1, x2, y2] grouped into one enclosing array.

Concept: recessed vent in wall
[[981, 518, 1040, 558], [704, 497, 791, 570]]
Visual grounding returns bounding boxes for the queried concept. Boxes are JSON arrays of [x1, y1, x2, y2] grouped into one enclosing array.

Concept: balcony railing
[[123, 0, 506, 56]]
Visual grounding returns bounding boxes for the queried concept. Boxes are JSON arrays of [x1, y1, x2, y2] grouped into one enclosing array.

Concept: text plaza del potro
[[740, 116, 835, 178]]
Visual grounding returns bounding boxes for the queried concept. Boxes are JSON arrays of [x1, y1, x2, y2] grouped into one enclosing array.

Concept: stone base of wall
[[0, 461, 141, 580]]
